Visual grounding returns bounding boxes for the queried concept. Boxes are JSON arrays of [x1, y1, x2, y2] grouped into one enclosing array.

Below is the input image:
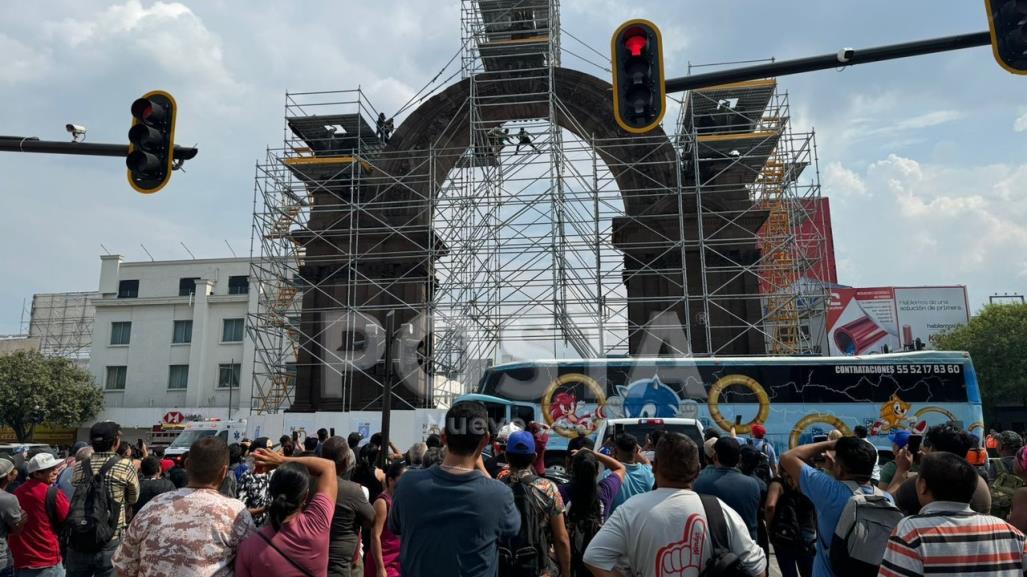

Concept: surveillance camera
[[65, 124, 87, 142], [837, 48, 855, 64]]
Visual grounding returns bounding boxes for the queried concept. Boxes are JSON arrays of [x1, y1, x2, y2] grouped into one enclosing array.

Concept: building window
[[228, 276, 249, 295], [179, 277, 201, 297], [168, 365, 189, 389], [117, 280, 139, 299], [105, 366, 127, 390], [222, 318, 244, 342], [110, 322, 132, 346], [218, 363, 241, 388], [172, 320, 192, 344]]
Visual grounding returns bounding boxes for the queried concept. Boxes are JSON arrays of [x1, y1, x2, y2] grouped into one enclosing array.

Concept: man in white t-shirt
[[584, 432, 767, 577]]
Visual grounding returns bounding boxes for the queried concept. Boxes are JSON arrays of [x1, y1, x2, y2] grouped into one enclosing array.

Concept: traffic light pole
[[664, 31, 992, 93], [0, 136, 198, 161]]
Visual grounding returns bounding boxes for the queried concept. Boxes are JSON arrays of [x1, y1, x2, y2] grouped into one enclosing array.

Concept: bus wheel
[[707, 375, 771, 434]]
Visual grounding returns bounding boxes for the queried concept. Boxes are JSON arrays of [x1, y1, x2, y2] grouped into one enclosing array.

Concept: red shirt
[[160, 458, 175, 474], [9, 479, 70, 568], [235, 493, 335, 577]]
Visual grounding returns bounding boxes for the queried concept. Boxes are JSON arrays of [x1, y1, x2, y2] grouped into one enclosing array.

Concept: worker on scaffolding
[[487, 125, 511, 159], [515, 127, 540, 154], [376, 112, 394, 144]]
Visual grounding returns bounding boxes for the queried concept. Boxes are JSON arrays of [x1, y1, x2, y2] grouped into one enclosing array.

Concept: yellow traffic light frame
[[610, 19, 667, 134], [127, 89, 178, 194], [985, 0, 1027, 75]]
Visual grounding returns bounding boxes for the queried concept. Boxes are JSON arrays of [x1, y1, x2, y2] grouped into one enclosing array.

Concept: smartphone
[[812, 434, 828, 443], [907, 434, 923, 463]]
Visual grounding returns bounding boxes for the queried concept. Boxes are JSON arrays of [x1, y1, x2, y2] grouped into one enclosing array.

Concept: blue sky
[[0, 0, 1024, 334]]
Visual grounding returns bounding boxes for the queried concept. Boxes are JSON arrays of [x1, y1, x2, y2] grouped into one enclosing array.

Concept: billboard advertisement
[[827, 286, 969, 355]]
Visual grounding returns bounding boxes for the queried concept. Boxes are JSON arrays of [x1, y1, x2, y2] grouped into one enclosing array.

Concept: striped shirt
[[879, 501, 1027, 577]]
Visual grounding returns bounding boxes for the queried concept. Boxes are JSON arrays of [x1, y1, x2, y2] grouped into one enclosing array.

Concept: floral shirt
[[113, 488, 256, 577], [504, 468, 565, 576], [237, 470, 272, 526]]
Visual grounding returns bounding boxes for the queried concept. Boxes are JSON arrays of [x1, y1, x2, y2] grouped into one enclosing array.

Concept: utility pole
[[378, 311, 395, 468]]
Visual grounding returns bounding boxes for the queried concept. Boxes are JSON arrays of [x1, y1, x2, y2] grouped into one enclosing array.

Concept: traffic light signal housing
[[986, 0, 1027, 74], [127, 90, 177, 193], [611, 19, 666, 134]]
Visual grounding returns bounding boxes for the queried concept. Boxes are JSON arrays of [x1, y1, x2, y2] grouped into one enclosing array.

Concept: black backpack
[[697, 495, 750, 577], [746, 439, 774, 486], [498, 475, 549, 577], [566, 499, 604, 577], [64, 456, 121, 553]]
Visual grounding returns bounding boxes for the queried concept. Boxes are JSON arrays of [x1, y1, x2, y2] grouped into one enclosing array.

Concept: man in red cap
[[747, 423, 778, 477]]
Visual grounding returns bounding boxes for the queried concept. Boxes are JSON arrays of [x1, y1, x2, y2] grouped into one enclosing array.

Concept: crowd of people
[[2, 409, 1027, 577]]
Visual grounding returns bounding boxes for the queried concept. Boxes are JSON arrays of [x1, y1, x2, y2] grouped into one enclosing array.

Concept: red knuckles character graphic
[[656, 513, 707, 577]]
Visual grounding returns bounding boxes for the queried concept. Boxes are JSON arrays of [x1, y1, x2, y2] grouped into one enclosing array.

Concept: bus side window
[[513, 405, 535, 428], [483, 403, 508, 432], [217, 430, 229, 443]]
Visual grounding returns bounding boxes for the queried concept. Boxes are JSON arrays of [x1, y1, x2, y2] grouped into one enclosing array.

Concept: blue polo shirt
[[799, 464, 891, 577], [693, 466, 763, 539], [605, 462, 654, 511]]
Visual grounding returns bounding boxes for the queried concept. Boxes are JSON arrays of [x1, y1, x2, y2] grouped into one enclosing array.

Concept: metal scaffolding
[[248, 0, 829, 413], [27, 292, 97, 363]]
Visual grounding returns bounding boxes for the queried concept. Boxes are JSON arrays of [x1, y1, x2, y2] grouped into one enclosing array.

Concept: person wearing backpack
[[496, 431, 570, 577], [748, 424, 778, 477], [8, 453, 69, 577], [880, 451, 1027, 577], [781, 435, 897, 577], [766, 467, 815, 577], [584, 432, 767, 577], [66, 421, 139, 577], [558, 447, 625, 577]]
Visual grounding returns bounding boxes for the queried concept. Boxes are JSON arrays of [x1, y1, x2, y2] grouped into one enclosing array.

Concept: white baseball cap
[[26, 453, 61, 474], [496, 423, 522, 445]]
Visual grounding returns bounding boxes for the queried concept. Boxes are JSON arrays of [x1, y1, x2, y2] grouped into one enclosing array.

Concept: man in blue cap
[[499, 430, 571, 577], [879, 430, 911, 486]]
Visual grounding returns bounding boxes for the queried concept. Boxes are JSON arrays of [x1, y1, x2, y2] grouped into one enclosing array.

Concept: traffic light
[[986, 0, 1027, 74], [611, 19, 666, 134], [127, 90, 177, 193]]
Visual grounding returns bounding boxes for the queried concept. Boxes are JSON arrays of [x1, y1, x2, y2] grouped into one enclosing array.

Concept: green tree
[[0, 351, 105, 442], [934, 303, 1027, 421]]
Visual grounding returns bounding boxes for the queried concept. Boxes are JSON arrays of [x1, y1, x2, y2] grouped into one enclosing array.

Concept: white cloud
[[831, 155, 1027, 289], [42, 1, 243, 99], [1015, 112, 1027, 132], [0, 33, 50, 84], [823, 161, 867, 198]]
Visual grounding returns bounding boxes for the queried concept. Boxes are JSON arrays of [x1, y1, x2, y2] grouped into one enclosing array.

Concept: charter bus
[[456, 351, 983, 468]]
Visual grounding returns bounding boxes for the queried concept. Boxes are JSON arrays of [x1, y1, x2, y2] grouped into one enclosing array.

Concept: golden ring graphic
[[914, 406, 958, 423], [789, 414, 853, 449], [968, 421, 983, 433], [707, 375, 771, 435], [541, 373, 606, 439]]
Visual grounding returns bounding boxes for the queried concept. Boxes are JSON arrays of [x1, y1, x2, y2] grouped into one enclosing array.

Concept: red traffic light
[[624, 29, 648, 57], [131, 97, 167, 123], [127, 90, 177, 194], [611, 19, 666, 134]]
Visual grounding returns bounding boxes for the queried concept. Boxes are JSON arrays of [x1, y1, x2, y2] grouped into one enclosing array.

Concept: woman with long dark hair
[[560, 447, 626, 576], [366, 462, 406, 577], [235, 450, 339, 577], [352, 444, 384, 502]]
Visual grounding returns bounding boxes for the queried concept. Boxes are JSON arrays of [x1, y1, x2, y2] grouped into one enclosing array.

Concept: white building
[[88, 255, 256, 437]]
